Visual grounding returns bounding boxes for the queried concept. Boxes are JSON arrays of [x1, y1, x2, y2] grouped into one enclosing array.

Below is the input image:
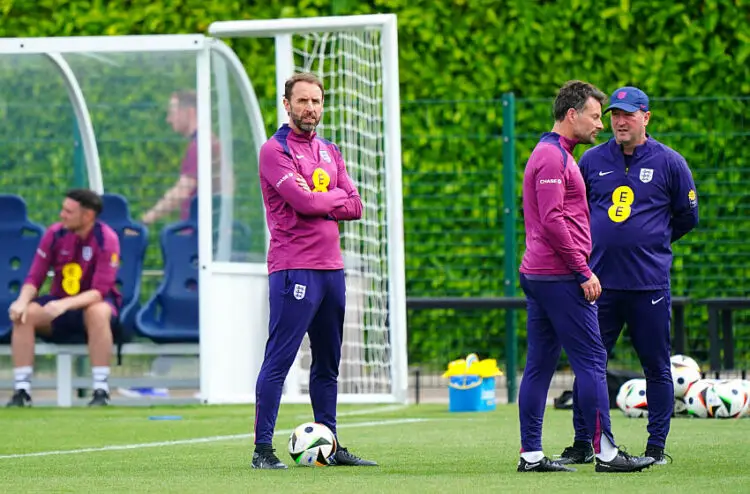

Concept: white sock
[[596, 436, 618, 462], [521, 451, 545, 463], [13, 366, 33, 392], [92, 366, 110, 393]]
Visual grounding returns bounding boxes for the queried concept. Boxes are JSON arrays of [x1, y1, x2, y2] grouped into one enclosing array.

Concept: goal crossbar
[[208, 14, 396, 38]]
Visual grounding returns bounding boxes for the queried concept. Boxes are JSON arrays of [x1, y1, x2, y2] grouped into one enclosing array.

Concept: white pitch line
[[0, 418, 429, 460], [298, 404, 408, 419]]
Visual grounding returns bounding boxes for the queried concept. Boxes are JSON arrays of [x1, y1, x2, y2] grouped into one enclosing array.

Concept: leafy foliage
[[0, 0, 748, 369]]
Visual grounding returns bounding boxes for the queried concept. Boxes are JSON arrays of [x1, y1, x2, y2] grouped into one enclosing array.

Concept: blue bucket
[[448, 375, 496, 412]]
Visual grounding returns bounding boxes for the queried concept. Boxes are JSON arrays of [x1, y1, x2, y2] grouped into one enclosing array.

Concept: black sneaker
[[6, 389, 32, 407], [88, 389, 110, 407], [595, 449, 656, 473], [557, 442, 595, 465], [517, 456, 576, 472], [328, 447, 377, 466], [644, 445, 672, 465], [251, 449, 288, 470]]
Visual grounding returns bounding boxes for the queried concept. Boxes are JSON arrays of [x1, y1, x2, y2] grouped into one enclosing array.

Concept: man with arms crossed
[[7, 189, 121, 407], [252, 72, 375, 469], [517, 81, 654, 473], [558, 87, 699, 466]]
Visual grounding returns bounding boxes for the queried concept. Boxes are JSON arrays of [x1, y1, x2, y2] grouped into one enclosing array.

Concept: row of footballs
[[617, 354, 750, 419]]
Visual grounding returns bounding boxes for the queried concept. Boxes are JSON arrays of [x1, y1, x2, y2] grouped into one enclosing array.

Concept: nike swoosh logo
[[525, 462, 539, 470], [598, 171, 614, 176], [295, 154, 305, 159], [652, 297, 664, 305]]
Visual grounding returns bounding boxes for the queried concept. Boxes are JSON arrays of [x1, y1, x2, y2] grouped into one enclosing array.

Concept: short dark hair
[[65, 189, 103, 216], [553, 80, 607, 121], [172, 90, 196, 109], [284, 72, 325, 101]]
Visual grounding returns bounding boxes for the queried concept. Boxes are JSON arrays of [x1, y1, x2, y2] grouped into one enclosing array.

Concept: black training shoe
[[557, 443, 595, 465], [6, 389, 32, 408], [595, 449, 656, 473], [644, 445, 672, 465], [251, 449, 288, 470], [517, 456, 577, 472], [329, 447, 378, 466], [87, 389, 110, 407]]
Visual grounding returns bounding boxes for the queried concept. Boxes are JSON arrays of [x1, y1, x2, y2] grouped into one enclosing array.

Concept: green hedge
[[0, 0, 748, 368]]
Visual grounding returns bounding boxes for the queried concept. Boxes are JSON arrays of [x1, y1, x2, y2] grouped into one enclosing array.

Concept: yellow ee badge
[[312, 168, 331, 192], [61, 262, 83, 295], [688, 189, 697, 208], [111, 252, 120, 268], [608, 185, 635, 223]]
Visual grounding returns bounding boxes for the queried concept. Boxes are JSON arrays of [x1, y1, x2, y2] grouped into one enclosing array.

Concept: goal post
[[208, 14, 408, 404]]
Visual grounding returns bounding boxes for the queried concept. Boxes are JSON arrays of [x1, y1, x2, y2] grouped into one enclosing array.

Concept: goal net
[[209, 15, 408, 403]]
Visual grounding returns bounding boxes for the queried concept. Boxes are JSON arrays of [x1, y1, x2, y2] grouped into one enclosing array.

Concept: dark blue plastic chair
[[0, 195, 44, 343], [99, 193, 149, 343], [135, 198, 199, 343]]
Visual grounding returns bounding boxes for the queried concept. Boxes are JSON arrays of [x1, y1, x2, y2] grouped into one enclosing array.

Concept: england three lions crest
[[639, 168, 654, 183], [293, 284, 306, 300], [319, 149, 332, 163]]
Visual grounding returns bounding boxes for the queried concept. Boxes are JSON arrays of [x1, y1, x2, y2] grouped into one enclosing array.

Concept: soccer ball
[[673, 397, 688, 416], [620, 378, 648, 418], [710, 380, 749, 419], [684, 380, 712, 418], [288, 422, 337, 467], [741, 381, 750, 417], [670, 354, 701, 374], [616, 379, 640, 411], [671, 362, 701, 398]]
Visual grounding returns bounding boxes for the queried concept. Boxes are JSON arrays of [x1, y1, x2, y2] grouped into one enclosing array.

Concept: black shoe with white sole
[[517, 457, 576, 472]]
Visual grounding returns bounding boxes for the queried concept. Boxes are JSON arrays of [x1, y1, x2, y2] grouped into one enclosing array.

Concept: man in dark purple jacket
[[6, 189, 121, 407], [558, 87, 699, 466], [517, 81, 654, 473], [251, 72, 374, 470]]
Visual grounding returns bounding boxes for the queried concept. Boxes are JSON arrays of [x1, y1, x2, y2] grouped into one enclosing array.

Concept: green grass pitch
[[1, 404, 748, 493]]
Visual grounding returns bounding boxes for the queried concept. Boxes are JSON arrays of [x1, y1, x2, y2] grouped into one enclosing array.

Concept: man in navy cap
[[557, 87, 699, 466]]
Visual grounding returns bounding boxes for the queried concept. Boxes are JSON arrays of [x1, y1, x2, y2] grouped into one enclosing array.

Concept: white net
[[291, 30, 392, 396]]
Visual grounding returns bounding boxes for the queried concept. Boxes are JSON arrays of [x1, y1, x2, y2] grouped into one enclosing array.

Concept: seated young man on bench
[[6, 189, 121, 407]]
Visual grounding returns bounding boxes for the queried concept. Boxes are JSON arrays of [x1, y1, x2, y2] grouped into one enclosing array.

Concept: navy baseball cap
[[604, 86, 650, 113]]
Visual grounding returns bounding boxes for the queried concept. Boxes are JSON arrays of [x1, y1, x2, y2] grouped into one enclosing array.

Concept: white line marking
[[298, 404, 408, 419], [0, 418, 428, 460]]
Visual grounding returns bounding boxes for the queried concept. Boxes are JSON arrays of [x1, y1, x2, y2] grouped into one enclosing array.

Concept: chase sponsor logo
[[608, 185, 635, 223], [538, 178, 562, 185], [275, 172, 294, 188], [688, 189, 697, 208]]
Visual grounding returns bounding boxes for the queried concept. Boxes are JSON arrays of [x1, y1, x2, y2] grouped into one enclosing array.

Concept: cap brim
[[604, 102, 640, 114]]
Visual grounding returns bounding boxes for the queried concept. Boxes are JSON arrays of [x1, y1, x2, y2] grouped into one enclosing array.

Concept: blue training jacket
[[579, 136, 699, 290]]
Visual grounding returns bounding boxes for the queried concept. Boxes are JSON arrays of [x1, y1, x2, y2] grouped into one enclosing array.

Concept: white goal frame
[[209, 14, 409, 404]]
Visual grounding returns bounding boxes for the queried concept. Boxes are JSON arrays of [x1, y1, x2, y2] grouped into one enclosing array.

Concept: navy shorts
[[33, 295, 120, 344]]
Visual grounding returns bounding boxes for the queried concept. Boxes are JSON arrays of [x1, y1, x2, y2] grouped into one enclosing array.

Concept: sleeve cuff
[[574, 270, 592, 284]]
